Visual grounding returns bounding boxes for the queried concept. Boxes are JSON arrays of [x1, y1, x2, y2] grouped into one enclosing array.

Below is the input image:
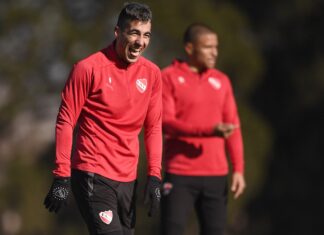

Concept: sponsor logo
[[178, 76, 185, 84], [106, 77, 113, 90], [99, 210, 113, 225], [53, 187, 68, 200], [162, 182, 173, 196], [155, 188, 161, 201], [208, 77, 222, 90], [136, 78, 147, 93]]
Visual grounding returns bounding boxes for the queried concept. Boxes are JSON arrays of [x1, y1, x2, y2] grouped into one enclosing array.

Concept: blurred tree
[[234, 0, 324, 234]]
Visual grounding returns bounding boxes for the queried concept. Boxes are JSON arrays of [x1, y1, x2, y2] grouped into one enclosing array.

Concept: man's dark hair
[[117, 2, 152, 30], [183, 23, 215, 44]]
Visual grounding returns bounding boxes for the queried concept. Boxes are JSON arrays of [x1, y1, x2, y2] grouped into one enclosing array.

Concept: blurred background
[[0, 0, 323, 234]]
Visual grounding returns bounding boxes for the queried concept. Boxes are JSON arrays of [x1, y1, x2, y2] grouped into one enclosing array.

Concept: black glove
[[44, 177, 70, 213], [144, 176, 161, 217]]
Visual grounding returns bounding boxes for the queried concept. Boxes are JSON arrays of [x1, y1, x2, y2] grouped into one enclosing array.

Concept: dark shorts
[[161, 173, 228, 235], [71, 170, 136, 235]]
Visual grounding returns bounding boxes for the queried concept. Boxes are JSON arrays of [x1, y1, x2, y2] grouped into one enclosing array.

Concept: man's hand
[[144, 176, 161, 217], [214, 123, 239, 138], [44, 177, 70, 213], [231, 172, 246, 199]]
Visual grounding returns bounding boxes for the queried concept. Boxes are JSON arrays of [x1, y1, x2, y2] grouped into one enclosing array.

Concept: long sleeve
[[144, 71, 163, 179], [222, 80, 244, 173], [53, 62, 91, 177]]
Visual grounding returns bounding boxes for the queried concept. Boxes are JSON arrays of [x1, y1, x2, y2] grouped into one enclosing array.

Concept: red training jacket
[[162, 60, 244, 176], [53, 43, 162, 182]]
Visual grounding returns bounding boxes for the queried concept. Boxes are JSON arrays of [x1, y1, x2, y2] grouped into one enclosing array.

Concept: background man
[[161, 23, 246, 235], [44, 3, 162, 235]]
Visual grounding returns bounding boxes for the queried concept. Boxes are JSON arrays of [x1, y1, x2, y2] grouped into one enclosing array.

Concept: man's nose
[[135, 35, 145, 46]]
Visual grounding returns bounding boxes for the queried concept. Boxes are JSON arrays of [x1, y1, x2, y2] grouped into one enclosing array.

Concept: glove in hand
[[144, 176, 161, 217], [44, 177, 70, 213]]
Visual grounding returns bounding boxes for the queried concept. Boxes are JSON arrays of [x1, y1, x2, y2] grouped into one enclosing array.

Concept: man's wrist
[[54, 177, 70, 183], [148, 175, 161, 182]]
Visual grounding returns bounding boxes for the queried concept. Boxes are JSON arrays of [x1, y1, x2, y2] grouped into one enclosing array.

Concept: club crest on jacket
[[99, 210, 113, 225], [208, 77, 222, 90], [136, 78, 147, 93]]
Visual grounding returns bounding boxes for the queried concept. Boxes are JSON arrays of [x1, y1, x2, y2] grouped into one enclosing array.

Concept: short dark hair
[[183, 23, 215, 44], [117, 2, 152, 30]]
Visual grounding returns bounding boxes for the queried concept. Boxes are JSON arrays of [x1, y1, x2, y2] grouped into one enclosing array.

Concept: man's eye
[[128, 30, 139, 35]]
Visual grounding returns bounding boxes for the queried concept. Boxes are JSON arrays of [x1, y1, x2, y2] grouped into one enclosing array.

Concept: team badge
[[208, 77, 222, 90], [136, 78, 147, 93], [99, 210, 113, 225], [162, 182, 173, 196]]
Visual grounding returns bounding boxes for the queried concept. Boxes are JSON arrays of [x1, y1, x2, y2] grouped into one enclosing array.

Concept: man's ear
[[114, 26, 119, 38], [185, 43, 193, 55]]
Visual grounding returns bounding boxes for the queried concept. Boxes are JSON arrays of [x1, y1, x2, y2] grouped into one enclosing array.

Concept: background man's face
[[191, 33, 218, 70]]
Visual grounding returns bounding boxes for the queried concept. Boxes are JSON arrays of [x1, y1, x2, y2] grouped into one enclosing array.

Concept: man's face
[[115, 20, 151, 64], [187, 33, 218, 71]]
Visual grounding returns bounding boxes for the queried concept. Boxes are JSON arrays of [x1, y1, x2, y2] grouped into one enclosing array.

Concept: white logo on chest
[[136, 78, 147, 93], [208, 77, 222, 90], [99, 210, 113, 225], [178, 76, 185, 84], [106, 77, 113, 90]]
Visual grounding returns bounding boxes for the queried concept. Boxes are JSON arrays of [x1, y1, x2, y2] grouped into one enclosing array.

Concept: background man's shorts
[[71, 169, 137, 234]]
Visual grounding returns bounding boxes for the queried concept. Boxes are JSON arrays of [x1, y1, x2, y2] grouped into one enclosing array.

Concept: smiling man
[[43, 3, 162, 235]]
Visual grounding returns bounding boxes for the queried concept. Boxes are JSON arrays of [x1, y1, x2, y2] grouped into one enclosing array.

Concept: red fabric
[[53, 43, 162, 182], [162, 60, 244, 176]]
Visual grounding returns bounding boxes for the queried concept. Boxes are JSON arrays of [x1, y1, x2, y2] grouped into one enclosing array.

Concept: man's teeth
[[130, 48, 140, 53]]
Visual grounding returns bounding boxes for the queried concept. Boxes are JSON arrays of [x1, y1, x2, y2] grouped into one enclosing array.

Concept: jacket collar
[[104, 40, 141, 69]]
